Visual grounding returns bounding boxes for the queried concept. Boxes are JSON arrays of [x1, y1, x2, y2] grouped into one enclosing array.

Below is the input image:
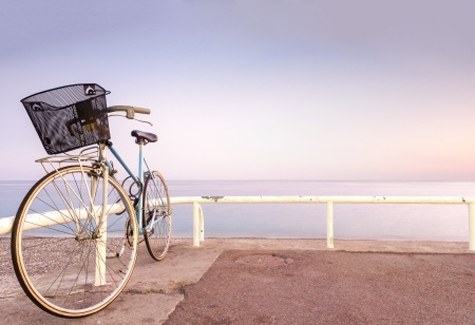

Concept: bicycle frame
[[98, 141, 151, 233]]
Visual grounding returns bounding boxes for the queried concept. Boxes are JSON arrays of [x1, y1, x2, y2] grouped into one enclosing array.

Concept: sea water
[[1, 180, 473, 241]]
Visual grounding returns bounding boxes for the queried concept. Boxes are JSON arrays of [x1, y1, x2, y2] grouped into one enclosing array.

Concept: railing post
[[327, 202, 334, 249], [469, 204, 475, 251], [95, 167, 107, 286], [193, 202, 201, 247], [199, 204, 205, 242]]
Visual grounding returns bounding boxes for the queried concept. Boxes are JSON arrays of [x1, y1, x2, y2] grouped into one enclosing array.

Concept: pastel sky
[[1, 1, 474, 180]]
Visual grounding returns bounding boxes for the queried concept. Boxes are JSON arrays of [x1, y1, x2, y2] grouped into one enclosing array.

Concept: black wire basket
[[21, 83, 111, 155]]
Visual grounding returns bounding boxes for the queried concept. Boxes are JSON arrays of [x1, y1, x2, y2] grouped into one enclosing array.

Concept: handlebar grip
[[132, 107, 150, 115], [107, 105, 151, 119]]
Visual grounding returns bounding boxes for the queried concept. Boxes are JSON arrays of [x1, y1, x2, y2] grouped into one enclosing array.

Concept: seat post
[[138, 140, 145, 228]]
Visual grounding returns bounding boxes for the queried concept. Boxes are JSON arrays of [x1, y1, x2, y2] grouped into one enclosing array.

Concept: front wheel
[[11, 166, 138, 317], [143, 171, 171, 261]]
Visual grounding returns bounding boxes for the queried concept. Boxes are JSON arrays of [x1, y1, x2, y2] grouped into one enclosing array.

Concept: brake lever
[[108, 114, 153, 126], [134, 117, 153, 127]]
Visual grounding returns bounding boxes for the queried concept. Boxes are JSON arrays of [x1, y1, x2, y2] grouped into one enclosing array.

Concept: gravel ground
[[0, 237, 22, 297], [165, 250, 475, 325]]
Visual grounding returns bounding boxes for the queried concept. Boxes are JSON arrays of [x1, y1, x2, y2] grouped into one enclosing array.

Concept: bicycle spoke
[[41, 187, 81, 231], [25, 210, 77, 235], [43, 241, 85, 298]]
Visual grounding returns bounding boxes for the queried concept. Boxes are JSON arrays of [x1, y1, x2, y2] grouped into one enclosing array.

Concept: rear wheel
[[11, 165, 138, 317], [143, 171, 171, 261]]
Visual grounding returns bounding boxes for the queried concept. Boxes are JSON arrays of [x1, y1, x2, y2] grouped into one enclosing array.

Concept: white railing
[[0, 205, 125, 236], [2, 195, 475, 251], [169, 195, 475, 250]]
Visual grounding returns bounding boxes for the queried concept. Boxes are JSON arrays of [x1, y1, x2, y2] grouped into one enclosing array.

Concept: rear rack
[[35, 146, 99, 175]]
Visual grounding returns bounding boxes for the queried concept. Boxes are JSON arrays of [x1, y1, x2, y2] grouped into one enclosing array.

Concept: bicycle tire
[[11, 165, 138, 318], [143, 171, 171, 261]]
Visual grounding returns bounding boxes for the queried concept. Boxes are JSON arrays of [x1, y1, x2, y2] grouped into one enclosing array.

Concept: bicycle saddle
[[131, 130, 158, 144]]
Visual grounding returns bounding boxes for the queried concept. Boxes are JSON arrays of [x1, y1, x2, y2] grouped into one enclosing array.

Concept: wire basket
[[21, 83, 111, 155]]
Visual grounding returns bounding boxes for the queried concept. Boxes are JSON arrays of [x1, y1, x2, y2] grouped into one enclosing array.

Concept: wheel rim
[[144, 171, 171, 261], [13, 166, 138, 317]]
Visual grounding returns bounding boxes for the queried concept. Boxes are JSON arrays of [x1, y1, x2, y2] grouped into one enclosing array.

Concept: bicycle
[[10, 83, 172, 317]]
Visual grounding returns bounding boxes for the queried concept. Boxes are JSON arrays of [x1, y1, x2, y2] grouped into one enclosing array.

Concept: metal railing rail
[[0, 204, 125, 236], [169, 195, 475, 250], [2, 195, 475, 250]]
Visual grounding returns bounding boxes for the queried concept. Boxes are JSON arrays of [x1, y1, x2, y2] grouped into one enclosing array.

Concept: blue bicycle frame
[[101, 141, 150, 233]]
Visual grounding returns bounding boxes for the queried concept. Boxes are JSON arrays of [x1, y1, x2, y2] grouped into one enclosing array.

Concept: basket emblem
[[84, 85, 96, 96]]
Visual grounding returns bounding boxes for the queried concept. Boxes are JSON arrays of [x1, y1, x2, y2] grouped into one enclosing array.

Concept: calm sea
[[1, 180, 474, 241]]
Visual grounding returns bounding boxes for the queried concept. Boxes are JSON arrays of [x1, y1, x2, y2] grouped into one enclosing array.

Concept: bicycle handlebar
[[107, 105, 150, 119]]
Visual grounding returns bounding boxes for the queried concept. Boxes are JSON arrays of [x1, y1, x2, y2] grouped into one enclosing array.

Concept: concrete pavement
[[0, 238, 472, 324]]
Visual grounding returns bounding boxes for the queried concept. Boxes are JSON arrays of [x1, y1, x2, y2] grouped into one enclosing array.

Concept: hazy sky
[[1, 1, 475, 180]]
